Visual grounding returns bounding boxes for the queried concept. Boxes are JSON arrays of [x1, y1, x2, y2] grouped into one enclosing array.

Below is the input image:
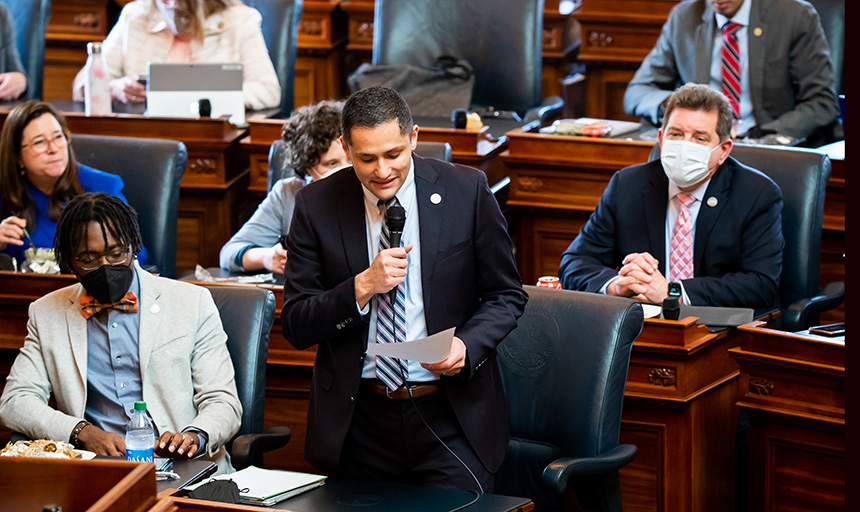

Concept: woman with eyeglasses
[[0, 100, 147, 267], [70, 0, 280, 111]]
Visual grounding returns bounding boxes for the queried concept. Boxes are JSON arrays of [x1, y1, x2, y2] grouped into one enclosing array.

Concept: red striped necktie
[[721, 21, 742, 121], [80, 291, 139, 319]]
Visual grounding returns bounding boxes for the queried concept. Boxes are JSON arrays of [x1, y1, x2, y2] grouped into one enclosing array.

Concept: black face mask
[[79, 264, 134, 303]]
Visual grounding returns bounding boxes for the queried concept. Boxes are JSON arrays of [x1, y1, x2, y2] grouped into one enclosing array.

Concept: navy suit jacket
[[559, 156, 784, 311], [282, 154, 527, 474]]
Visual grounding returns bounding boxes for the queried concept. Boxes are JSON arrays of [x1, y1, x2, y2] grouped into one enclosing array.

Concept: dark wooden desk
[[501, 128, 846, 324], [619, 316, 739, 512], [158, 479, 533, 512], [728, 321, 844, 511], [240, 115, 516, 195]]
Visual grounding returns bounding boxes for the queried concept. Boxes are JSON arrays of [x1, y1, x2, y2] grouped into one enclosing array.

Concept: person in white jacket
[[72, 0, 280, 111]]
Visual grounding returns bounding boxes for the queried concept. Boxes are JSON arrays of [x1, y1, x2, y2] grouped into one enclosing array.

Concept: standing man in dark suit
[[560, 84, 784, 312], [281, 86, 527, 492], [623, 0, 839, 143]]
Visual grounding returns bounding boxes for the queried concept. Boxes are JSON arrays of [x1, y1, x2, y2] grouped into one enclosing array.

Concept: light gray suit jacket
[[0, 264, 242, 470], [623, 0, 839, 139]]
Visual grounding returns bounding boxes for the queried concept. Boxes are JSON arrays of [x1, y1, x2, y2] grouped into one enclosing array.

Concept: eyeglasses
[[75, 247, 132, 271], [21, 132, 68, 154]]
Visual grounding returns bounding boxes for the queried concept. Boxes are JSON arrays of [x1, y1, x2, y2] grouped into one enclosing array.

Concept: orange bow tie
[[80, 291, 139, 319]]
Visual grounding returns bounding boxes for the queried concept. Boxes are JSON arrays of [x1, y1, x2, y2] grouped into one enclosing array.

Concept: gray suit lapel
[[414, 157, 443, 311], [747, 0, 767, 118], [695, 6, 717, 83], [66, 286, 89, 389], [137, 266, 163, 379]]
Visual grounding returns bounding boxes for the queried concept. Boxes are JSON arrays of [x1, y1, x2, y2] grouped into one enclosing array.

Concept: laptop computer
[[146, 63, 245, 126]]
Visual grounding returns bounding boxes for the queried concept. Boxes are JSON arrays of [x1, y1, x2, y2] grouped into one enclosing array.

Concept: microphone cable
[[404, 381, 484, 511]]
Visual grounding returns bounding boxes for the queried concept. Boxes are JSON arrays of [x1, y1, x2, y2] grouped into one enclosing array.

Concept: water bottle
[[84, 42, 112, 116], [125, 401, 155, 462]]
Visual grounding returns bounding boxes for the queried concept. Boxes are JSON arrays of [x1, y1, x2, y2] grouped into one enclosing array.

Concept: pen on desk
[[156, 470, 181, 481]]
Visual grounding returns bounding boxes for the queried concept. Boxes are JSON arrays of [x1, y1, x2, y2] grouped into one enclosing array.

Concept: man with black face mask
[[0, 192, 242, 473], [558, 84, 784, 312]]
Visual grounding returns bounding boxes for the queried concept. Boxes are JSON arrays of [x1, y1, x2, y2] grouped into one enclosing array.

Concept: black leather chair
[[267, 139, 452, 191], [71, 134, 186, 278], [496, 286, 643, 512], [200, 284, 291, 470], [372, 0, 563, 123], [244, 0, 304, 118], [809, 0, 843, 96], [648, 143, 844, 331], [1, 0, 50, 100]]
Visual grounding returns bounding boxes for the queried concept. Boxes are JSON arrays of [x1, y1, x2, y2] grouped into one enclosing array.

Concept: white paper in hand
[[366, 327, 455, 363]]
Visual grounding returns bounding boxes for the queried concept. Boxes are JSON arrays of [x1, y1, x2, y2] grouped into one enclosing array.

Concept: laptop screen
[[146, 63, 245, 126]]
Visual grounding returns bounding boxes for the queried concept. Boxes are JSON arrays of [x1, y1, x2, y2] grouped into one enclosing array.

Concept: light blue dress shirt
[[358, 158, 438, 382]]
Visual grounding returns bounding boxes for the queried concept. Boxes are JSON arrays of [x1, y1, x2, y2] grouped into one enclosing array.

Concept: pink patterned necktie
[[669, 193, 696, 281], [721, 22, 742, 121]]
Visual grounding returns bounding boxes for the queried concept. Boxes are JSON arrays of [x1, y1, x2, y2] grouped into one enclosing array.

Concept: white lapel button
[[151, 304, 160, 314], [707, 196, 718, 207], [430, 193, 442, 205]]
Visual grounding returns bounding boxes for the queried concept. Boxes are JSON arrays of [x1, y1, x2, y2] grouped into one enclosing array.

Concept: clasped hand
[[608, 252, 670, 303]]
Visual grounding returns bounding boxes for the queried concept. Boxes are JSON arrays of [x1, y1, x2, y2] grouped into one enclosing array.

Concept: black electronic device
[[451, 108, 468, 129], [198, 98, 212, 117], [808, 322, 845, 337], [667, 281, 682, 298], [386, 205, 406, 302], [662, 297, 680, 320]]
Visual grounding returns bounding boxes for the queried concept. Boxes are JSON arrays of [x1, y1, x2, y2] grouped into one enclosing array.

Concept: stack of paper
[[187, 466, 326, 506]]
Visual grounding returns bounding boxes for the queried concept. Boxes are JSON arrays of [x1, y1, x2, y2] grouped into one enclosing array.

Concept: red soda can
[[536, 276, 562, 289]]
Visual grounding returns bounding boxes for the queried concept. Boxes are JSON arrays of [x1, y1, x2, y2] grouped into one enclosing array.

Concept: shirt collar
[[668, 174, 714, 203], [715, 0, 752, 29]]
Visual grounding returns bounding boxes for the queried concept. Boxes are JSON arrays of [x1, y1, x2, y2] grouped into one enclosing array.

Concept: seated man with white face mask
[[219, 100, 350, 274], [558, 84, 784, 311]]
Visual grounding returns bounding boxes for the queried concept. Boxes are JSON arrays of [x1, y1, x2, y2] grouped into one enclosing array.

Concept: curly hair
[[280, 100, 344, 178]]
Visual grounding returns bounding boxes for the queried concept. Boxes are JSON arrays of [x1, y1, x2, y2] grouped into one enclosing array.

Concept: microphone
[[386, 205, 406, 302]]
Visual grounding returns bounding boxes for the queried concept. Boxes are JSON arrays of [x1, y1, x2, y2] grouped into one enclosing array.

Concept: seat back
[[372, 0, 544, 116], [809, 0, 844, 95], [267, 139, 452, 191], [244, 0, 303, 117], [71, 134, 186, 278], [200, 285, 275, 441], [648, 143, 831, 310], [496, 286, 644, 510], [1, 0, 50, 100]]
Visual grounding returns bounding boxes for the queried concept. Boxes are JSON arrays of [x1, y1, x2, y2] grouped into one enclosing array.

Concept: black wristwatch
[[667, 282, 682, 298]]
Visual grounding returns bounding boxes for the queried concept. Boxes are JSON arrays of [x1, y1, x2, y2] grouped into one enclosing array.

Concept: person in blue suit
[[560, 84, 783, 312], [0, 101, 147, 267]]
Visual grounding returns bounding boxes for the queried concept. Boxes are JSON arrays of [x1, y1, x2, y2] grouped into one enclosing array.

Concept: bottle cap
[[134, 401, 147, 411], [87, 42, 102, 54]]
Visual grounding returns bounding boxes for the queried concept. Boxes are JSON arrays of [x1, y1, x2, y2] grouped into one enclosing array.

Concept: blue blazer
[[2, 165, 148, 265], [281, 154, 527, 473], [559, 157, 784, 311]]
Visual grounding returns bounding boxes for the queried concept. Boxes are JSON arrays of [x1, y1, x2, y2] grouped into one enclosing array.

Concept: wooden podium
[[619, 317, 740, 512], [0, 458, 157, 512], [728, 322, 845, 511]]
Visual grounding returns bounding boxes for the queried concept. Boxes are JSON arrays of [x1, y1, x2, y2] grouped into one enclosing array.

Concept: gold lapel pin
[[707, 197, 718, 207]]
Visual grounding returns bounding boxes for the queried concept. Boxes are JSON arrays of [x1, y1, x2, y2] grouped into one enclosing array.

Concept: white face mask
[[660, 139, 720, 188]]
